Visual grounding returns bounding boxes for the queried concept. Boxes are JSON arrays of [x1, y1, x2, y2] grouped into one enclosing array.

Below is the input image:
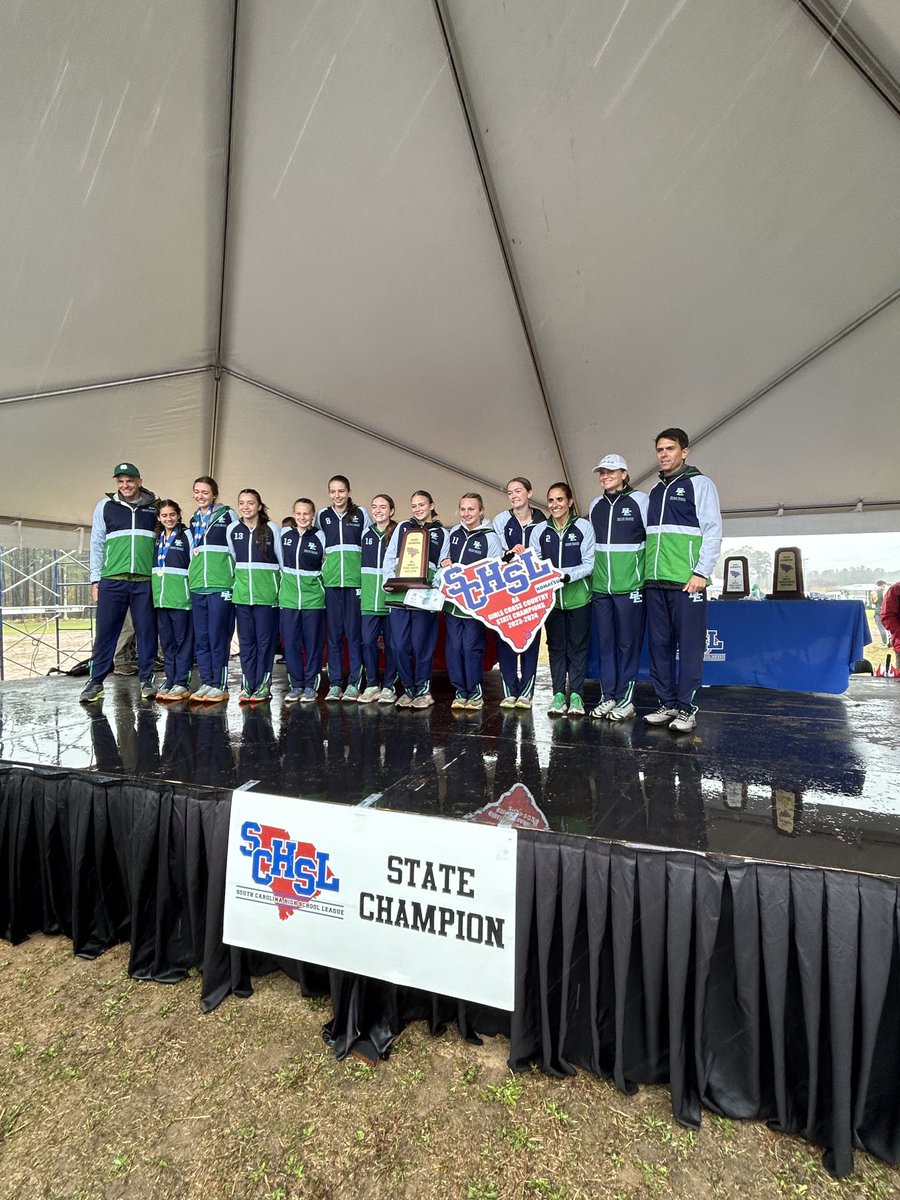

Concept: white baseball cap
[[593, 453, 628, 472]]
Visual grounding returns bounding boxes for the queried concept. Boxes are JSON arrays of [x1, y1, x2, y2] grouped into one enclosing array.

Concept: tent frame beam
[[796, 0, 900, 121], [0, 367, 210, 409], [208, 0, 240, 479], [631, 284, 900, 488], [222, 368, 509, 496], [432, 0, 575, 504]]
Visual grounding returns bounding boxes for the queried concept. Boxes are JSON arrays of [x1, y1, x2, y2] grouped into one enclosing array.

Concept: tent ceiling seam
[[630, 283, 900, 487], [432, 0, 573, 503], [223, 368, 509, 495], [795, 0, 900, 122]]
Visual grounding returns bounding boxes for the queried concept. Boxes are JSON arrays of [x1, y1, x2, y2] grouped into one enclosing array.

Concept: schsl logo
[[239, 821, 340, 920]]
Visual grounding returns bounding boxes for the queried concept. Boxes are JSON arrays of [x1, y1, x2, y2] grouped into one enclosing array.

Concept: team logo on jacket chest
[[674, 487, 686, 497]]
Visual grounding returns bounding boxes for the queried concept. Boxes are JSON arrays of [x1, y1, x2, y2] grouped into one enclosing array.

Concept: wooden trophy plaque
[[385, 527, 431, 589], [720, 555, 749, 600], [767, 546, 806, 599]]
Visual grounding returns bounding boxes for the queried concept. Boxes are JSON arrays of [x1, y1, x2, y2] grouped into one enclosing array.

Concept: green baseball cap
[[112, 462, 141, 478]]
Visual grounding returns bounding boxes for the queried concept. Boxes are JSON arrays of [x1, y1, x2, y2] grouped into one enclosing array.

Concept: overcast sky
[[722, 532, 900, 574]]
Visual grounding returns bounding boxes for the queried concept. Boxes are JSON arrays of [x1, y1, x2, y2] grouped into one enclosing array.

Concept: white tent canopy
[[2, 0, 899, 538]]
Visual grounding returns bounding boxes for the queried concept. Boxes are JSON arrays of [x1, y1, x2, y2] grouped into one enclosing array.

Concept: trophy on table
[[767, 547, 806, 599], [720, 555, 750, 600]]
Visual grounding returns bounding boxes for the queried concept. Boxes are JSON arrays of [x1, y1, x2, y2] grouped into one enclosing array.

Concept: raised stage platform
[[1, 665, 899, 1177]]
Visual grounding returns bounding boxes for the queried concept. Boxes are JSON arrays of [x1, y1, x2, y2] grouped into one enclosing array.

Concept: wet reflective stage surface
[[2, 668, 898, 878]]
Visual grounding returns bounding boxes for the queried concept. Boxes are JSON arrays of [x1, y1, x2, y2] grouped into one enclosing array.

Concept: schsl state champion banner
[[223, 792, 518, 1010], [437, 547, 562, 651]]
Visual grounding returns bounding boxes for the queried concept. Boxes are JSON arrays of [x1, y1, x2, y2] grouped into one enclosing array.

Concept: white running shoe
[[643, 704, 679, 726], [669, 709, 697, 733]]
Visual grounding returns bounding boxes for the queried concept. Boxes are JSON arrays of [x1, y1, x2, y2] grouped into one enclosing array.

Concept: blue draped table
[[587, 599, 869, 695]]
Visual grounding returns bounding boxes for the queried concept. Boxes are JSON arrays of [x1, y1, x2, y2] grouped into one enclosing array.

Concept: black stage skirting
[[2, 761, 898, 1178]]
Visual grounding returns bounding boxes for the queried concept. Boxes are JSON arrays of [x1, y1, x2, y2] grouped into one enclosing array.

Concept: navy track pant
[[645, 586, 708, 711], [324, 587, 362, 687], [445, 614, 486, 698], [361, 613, 397, 688], [157, 608, 194, 688], [545, 604, 591, 697], [591, 591, 646, 703], [280, 608, 325, 689], [388, 607, 438, 695], [90, 579, 157, 684], [191, 591, 234, 689], [234, 604, 279, 693], [496, 630, 541, 701]]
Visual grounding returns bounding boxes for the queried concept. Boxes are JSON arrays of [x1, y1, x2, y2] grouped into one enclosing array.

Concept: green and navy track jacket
[[89, 488, 158, 582], [491, 506, 547, 551], [381, 519, 450, 606], [645, 466, 722, 587], [315, 505, 371, 589], [587, 487, 650, 595], [227, 520, 284, 606], [536, 516, 596, 610], [279, 526, 326, 610], [188, 505, 238, 593], [360, 525, 394, 616], [151, 524, 192, 610]]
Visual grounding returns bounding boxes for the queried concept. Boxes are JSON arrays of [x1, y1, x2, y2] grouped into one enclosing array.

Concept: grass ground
[[0, 936, 898, 1200]]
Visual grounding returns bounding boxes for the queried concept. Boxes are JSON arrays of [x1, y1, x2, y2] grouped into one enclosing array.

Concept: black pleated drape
[[1, 765, 898, 1177]]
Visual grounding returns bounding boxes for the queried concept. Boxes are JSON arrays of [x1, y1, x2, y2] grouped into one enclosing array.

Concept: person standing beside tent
[[588, 453, 649, 722], [80, 462, 159, 704], [317, 475, 370, 701], [492, 477, 547, 710], [188, 476, 237, 703], [873, 580, 890, 647], [881, 581, 900, 664], [643, 428, 722, 734], [152, 500, 194, 701]]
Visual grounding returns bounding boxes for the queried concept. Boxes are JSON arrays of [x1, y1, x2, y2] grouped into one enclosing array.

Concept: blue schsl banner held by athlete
[[224, 792, 518, 1010]]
